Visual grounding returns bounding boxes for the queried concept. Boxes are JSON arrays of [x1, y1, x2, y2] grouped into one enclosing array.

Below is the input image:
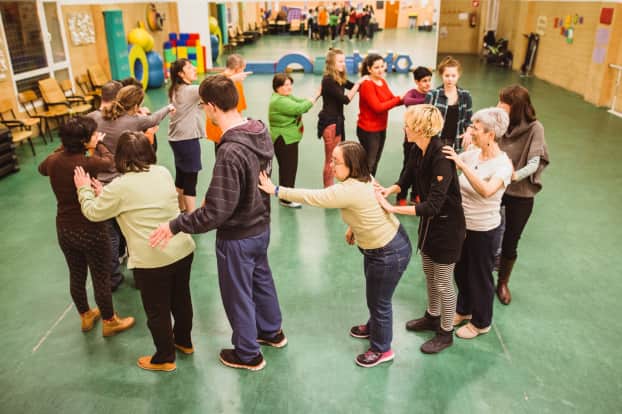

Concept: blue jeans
[[360, 226, 412, 352], [216, 229, 282, 362]]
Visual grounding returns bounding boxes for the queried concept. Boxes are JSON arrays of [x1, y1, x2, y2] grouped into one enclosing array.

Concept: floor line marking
[[32, 303, 73, 353], [493, 322, 512, 362]]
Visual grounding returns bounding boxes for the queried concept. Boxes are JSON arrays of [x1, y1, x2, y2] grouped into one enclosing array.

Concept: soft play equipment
[[103, 10, 131, 80], [128, 44, 149, 89], [275, 53, 313, 73], [245, 61, 276, 74], [164, 33, 207, 77], [127, 21, 165, 89], [208, 16, 223, 59], [210, 35, 219, 63]]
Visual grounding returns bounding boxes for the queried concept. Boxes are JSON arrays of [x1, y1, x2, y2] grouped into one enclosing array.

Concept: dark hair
[[120, 77, 142, 88], [413, 66, 432, 81], [59, 116, 97, 154], [361, 53, 384, 76], [114, 131, 156, 173], [198, 75, 238, 111], [102, 85, 144, 120], [168, 58, 192, 101], [272, 73, 293, 92], [101, 81, 123, 102], [499, 84, 537, 128], [338, 141, 371, 183]]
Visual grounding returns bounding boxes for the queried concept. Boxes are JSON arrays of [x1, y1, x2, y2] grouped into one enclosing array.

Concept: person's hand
[[91, 177, 103, 196], [149, 223, 173, 248], [345, 227, 355, 245], [511, 169, 518, 182], [357, 75, 370, 85], [95, 131, 105, 143], [375, 189, 395, 213], [442, 145, 463, 170], [461, 128, 473, 149], [167, 104, 176, 114], [258, 171, 276, 195], [230, 71, 252, 82], [73, 166, 91, 189], [373, 181, 392, 198]]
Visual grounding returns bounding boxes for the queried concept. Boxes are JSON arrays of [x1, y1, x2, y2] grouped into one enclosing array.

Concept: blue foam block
[[275, 53, 313, 73], [245, 61, 276, 74]]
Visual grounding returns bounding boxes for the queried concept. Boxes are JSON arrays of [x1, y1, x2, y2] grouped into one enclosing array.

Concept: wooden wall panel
[[438, 0, 487, 54]]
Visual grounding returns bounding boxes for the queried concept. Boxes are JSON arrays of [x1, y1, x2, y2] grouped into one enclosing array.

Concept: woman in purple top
[[396, 66, 433, 205]]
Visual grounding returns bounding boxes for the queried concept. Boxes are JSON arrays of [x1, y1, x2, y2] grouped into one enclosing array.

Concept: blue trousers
[[360, 226, 412, 352], [216, 229, 282, 361]]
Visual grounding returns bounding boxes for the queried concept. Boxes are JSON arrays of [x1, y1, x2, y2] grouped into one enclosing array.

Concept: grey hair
[[471, 107, 509, 140]]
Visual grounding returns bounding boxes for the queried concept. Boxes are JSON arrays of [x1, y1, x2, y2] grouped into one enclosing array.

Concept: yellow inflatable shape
[[128, 21, 154, 52], [209, 16, 223, 57], [196, 39, 205, 74], [128, 44, 149, 90]]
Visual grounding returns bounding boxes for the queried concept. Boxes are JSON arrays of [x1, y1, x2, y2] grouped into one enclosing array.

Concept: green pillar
[[217, 4, 228, 45]]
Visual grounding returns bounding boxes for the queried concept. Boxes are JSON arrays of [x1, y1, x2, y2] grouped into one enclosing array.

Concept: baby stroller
[[482, 31, 513, 68]]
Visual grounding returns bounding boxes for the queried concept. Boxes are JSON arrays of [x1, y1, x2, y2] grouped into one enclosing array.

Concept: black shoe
[[219, 349, 266, 371], [257, 329, 288, 348], [349, 324, 370, 339], [420, 328, 454, 354], [405, 311, 440, 332], [111, 273, 124, 292]]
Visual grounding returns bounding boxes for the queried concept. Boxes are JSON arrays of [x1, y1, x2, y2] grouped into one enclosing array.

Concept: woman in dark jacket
[[495, 85, 549, 305], [376, 104, 465, 354]]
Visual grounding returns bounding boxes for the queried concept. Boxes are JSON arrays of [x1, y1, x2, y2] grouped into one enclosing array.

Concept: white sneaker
[[279, 200, 302, 209]]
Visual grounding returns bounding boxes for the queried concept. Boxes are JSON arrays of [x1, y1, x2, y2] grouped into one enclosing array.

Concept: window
[[0, 1, 47, 75]]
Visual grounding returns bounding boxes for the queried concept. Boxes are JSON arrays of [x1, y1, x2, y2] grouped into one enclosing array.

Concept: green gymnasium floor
[[1, 29, 620, 413]]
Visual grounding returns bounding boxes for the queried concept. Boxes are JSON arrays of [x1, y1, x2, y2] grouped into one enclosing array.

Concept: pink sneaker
[[355, 348, 395, 368]]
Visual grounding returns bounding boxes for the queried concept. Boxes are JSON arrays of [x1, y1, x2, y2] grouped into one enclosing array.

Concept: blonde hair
[[437, 56, 462, 75], [102, 85, 144, 121], [405, 104, 444, 138], [324, 48, 348, 85]]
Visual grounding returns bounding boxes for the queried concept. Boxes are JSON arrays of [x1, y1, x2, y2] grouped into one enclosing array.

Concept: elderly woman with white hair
[[442, 107, 512, 339]]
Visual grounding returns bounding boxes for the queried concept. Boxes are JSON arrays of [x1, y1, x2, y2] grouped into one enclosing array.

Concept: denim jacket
[[425, 86, 473, 150]]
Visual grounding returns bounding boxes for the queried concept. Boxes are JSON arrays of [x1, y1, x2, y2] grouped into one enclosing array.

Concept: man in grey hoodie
[[150, 75, 285, 371]]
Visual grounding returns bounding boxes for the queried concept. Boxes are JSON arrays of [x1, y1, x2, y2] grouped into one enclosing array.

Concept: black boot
[[405, 311, 441, 332], [420, 328, 454, 354]]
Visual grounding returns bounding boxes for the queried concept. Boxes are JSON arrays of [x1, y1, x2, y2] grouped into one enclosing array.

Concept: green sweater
[[268, 93, 314, 145], [78, 165, 195, 269]]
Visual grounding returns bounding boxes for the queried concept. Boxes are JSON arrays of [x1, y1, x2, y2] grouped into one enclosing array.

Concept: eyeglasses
[[198, 101, 205, 108]]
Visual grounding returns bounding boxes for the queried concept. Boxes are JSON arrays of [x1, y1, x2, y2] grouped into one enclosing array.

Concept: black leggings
[[397, 138, 416, 201], [357, 127, 387, 176], [273, 136, 299, 188], [501, 194, 534, 260], [57, 224, 114, 320], [175, 167, 198, 196]]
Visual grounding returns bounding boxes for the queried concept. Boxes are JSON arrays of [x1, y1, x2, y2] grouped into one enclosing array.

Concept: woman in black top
[[376, 104, 465, 355], [318, 48, 366, 187]]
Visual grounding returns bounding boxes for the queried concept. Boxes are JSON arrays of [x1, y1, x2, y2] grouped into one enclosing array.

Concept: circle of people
[[39, 50, 549, 372]]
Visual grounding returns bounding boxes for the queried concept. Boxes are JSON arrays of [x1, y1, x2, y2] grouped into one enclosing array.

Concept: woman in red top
[[357, 53, 402, 175]]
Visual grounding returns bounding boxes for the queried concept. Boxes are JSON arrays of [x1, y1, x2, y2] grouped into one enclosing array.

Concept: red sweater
[[357, 78, 401, 132]]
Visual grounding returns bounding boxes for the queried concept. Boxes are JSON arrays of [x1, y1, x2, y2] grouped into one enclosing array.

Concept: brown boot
[[80, 308, 101, 332], [497, 257, 516, 305], [102, 313, 135, 337]]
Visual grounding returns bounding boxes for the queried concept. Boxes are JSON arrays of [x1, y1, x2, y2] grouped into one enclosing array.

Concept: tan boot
[[102, 313, 135, 337], [497, 257, 516, 305], [80, 308, 101, 332]]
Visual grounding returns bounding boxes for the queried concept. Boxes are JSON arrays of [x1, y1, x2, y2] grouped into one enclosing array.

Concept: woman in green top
[[74, 131, 196, 373], [268, 73, 320, 208]]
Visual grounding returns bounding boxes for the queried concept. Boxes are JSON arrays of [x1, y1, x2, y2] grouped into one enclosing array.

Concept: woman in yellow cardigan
[[268, 73, 320, 208]]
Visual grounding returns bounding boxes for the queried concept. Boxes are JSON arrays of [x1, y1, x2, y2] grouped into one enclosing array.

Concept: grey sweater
[[168, 84, 204, 141]]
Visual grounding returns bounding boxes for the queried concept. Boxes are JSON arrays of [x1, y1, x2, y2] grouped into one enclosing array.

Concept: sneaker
[[80, 308, 101, 332], [219, 349, 266, 371], [349, 324, 370, 339], [279, 200, 302, 209], [420, 329, 454, 354], [405, 311, 440, 332], [355, 349, 395, 368], [257, 329, 288, 348], [137, 356, 176, 372], [456, 322, 491, 339], [396, 198, 407, 207], [174, 343, 195, 355], [102, 313, 135, 337], [453, 313, 472, 326]]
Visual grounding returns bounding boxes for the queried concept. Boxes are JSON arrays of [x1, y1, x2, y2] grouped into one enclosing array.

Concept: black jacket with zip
[[397, 137, 465, 264]]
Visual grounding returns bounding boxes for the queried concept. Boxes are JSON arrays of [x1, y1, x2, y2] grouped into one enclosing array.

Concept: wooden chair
[[0, 99, 43, 156], [87, 64, 109, 89], [76, 73, 101, 97], [18, 90, 63, 142], [61, 78, 99, 109], [38, 78, 93, 117]]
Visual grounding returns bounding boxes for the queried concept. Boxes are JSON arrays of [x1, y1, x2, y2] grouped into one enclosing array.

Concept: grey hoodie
[[170, 119, 274, 240]]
